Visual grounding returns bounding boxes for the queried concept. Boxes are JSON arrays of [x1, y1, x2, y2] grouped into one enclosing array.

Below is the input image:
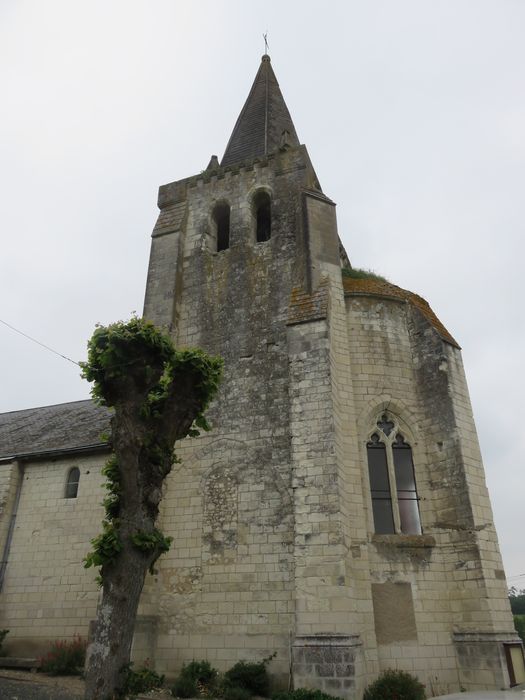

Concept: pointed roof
[[221, 54, 300, 167]]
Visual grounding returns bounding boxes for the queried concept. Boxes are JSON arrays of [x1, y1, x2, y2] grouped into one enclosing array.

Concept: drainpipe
[[0, 460, 24, 591]]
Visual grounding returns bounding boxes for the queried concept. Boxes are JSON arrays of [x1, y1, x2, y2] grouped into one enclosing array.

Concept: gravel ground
[[0, 670, 174, 699], [0, 670, 84, 699]]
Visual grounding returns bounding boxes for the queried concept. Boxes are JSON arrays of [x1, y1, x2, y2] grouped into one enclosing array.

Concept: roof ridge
[[0, 398, 95, 417]]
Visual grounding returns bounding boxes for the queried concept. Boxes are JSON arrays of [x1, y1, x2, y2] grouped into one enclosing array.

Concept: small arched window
[[213, 203, 230, 252], [65, 467, 80, 499], [366, 414, 421, 535], [253, 190, 271, 243]]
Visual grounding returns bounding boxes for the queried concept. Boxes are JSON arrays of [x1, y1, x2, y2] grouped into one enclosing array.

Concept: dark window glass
[[214, 204, 230, 251], [65, 467, 80, 499], [392, 435, 421, 534], [254, 191, 271, 242], [367, 437, 395, 534]]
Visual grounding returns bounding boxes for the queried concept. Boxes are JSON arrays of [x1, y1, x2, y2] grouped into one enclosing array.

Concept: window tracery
[[366, 414, 421, 535]]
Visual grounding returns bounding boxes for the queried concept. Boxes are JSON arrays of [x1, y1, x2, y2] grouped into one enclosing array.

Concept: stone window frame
[[365, 412, 422, 535], [64, 466, 80, 499], [251, 187, 272, 243], [210, 200, 231, 252]]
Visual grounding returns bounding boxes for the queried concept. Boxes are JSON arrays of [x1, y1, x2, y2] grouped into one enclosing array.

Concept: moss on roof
[[342, 267, 389, 283], [342, 274, 459, 348]]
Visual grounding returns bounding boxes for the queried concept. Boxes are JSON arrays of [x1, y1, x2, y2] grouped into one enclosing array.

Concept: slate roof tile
[[0, 400, 111, 460]]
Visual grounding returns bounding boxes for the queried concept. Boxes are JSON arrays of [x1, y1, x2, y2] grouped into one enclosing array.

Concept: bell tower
[[141, 54, 520, 698]]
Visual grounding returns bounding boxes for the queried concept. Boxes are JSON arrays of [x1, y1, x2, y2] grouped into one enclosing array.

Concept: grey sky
[[1, 1, 523, 582]]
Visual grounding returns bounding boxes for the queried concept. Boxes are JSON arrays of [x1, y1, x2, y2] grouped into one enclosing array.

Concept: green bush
[[224, 653, 276, 697], [223, 686, 252, 700], [123, 663, 165, 696], [172, 675, 199, 698], [39, 635, 87, 675], [172, 659, 219, 698], [363, 669, 425, 700], [514, 614, 525, 644], [273, 689, 342, 700], [0, 629, 8, 657]]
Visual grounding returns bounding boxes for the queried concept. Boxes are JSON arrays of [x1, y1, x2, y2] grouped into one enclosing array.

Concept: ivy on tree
[[80, 317, 222, 700]]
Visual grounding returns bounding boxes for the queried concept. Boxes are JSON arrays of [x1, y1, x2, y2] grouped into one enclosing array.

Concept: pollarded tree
[[80, 318, 222, 700]]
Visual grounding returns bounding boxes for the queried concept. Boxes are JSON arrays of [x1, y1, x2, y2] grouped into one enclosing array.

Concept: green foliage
[[341, 267, 388, 283], [84, 455, 123, 575], [84, 521, 122, 570], [172, 660, 219, 697], [172, 675, 199, 698], [131, 528, 173, 554], [122, 663, 165, 696], [81, 318, 223, 582], [39, 636, 87, 676], [363, 669, 425, 700], [80, 316, 176, 406], [81, 318, 222, 442], [0, 629, 8, 657], [223, 686, 252, 700], [273, 690, 342, 700], [514, 615, 525, 644], [224, 653, 276, 697], [181, 660, 219, 685], [101, 455, 121, 521], [132, 528, 173, 573], [509, 587, 525, 615]]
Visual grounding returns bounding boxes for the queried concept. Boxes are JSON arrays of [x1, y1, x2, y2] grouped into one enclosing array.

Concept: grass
[[341, 267, 389, 283]]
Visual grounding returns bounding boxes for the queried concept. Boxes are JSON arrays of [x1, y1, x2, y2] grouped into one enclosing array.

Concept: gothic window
[[213, 202, 230, 252], [253, 190, 271, 242], [65, 467, 80, 499], [366, 414, 421, 535]]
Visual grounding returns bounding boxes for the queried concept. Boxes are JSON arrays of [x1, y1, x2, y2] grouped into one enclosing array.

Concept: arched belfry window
[[366, 414, 421, 535], [213, 202, 230, 252], [65, 467, 80, 499], [253, 190, 271, 243]]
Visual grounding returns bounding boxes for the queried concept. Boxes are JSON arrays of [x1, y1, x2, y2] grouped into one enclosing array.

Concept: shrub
[[273, 690, 342, 700], [172, 674, 199, 698], [514, 614, 525, 644], [172, 659, 219, 698], [39, 635, 87, 675], [0, 629, 8, 657], [223, 686, 252, 700], [123, 663, 165, 696], [363, 669, 425, 700], [224, 653, 276, 697]]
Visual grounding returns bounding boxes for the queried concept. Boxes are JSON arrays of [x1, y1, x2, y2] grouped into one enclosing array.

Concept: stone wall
[[0, 454, 105, 655], [345, 293, 517, 693], [143, 147, 321, 682], [0, 139, 517, 698]]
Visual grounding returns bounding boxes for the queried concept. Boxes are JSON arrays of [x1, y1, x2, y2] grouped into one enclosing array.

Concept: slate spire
[[220, 54, 300, 167]]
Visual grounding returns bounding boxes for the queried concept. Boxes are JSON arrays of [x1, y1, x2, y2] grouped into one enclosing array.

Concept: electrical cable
[[0, 317, 80, 367]]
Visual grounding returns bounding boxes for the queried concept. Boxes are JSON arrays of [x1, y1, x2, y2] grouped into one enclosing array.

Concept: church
[[0, 54, 522, 698]]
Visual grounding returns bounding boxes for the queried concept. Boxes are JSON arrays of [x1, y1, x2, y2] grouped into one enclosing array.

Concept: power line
[[0, 317, 80, 367]]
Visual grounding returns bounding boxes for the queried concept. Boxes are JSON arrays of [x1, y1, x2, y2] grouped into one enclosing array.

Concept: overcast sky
[[1, 1, 523, 582]]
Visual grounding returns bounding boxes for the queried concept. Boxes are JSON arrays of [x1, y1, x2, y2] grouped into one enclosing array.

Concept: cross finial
[[263, 31, 269, 55]]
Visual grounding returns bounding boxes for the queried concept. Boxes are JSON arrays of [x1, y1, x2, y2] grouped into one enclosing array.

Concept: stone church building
[[0, 55, 522, 697]]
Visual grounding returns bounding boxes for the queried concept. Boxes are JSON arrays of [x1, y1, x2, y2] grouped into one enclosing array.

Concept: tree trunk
[[81, 333, 219, 699], [84, 541, 153, 699]]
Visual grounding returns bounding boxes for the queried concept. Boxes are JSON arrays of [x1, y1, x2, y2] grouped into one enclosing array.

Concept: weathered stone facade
[[0, 54, 521, 697]]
